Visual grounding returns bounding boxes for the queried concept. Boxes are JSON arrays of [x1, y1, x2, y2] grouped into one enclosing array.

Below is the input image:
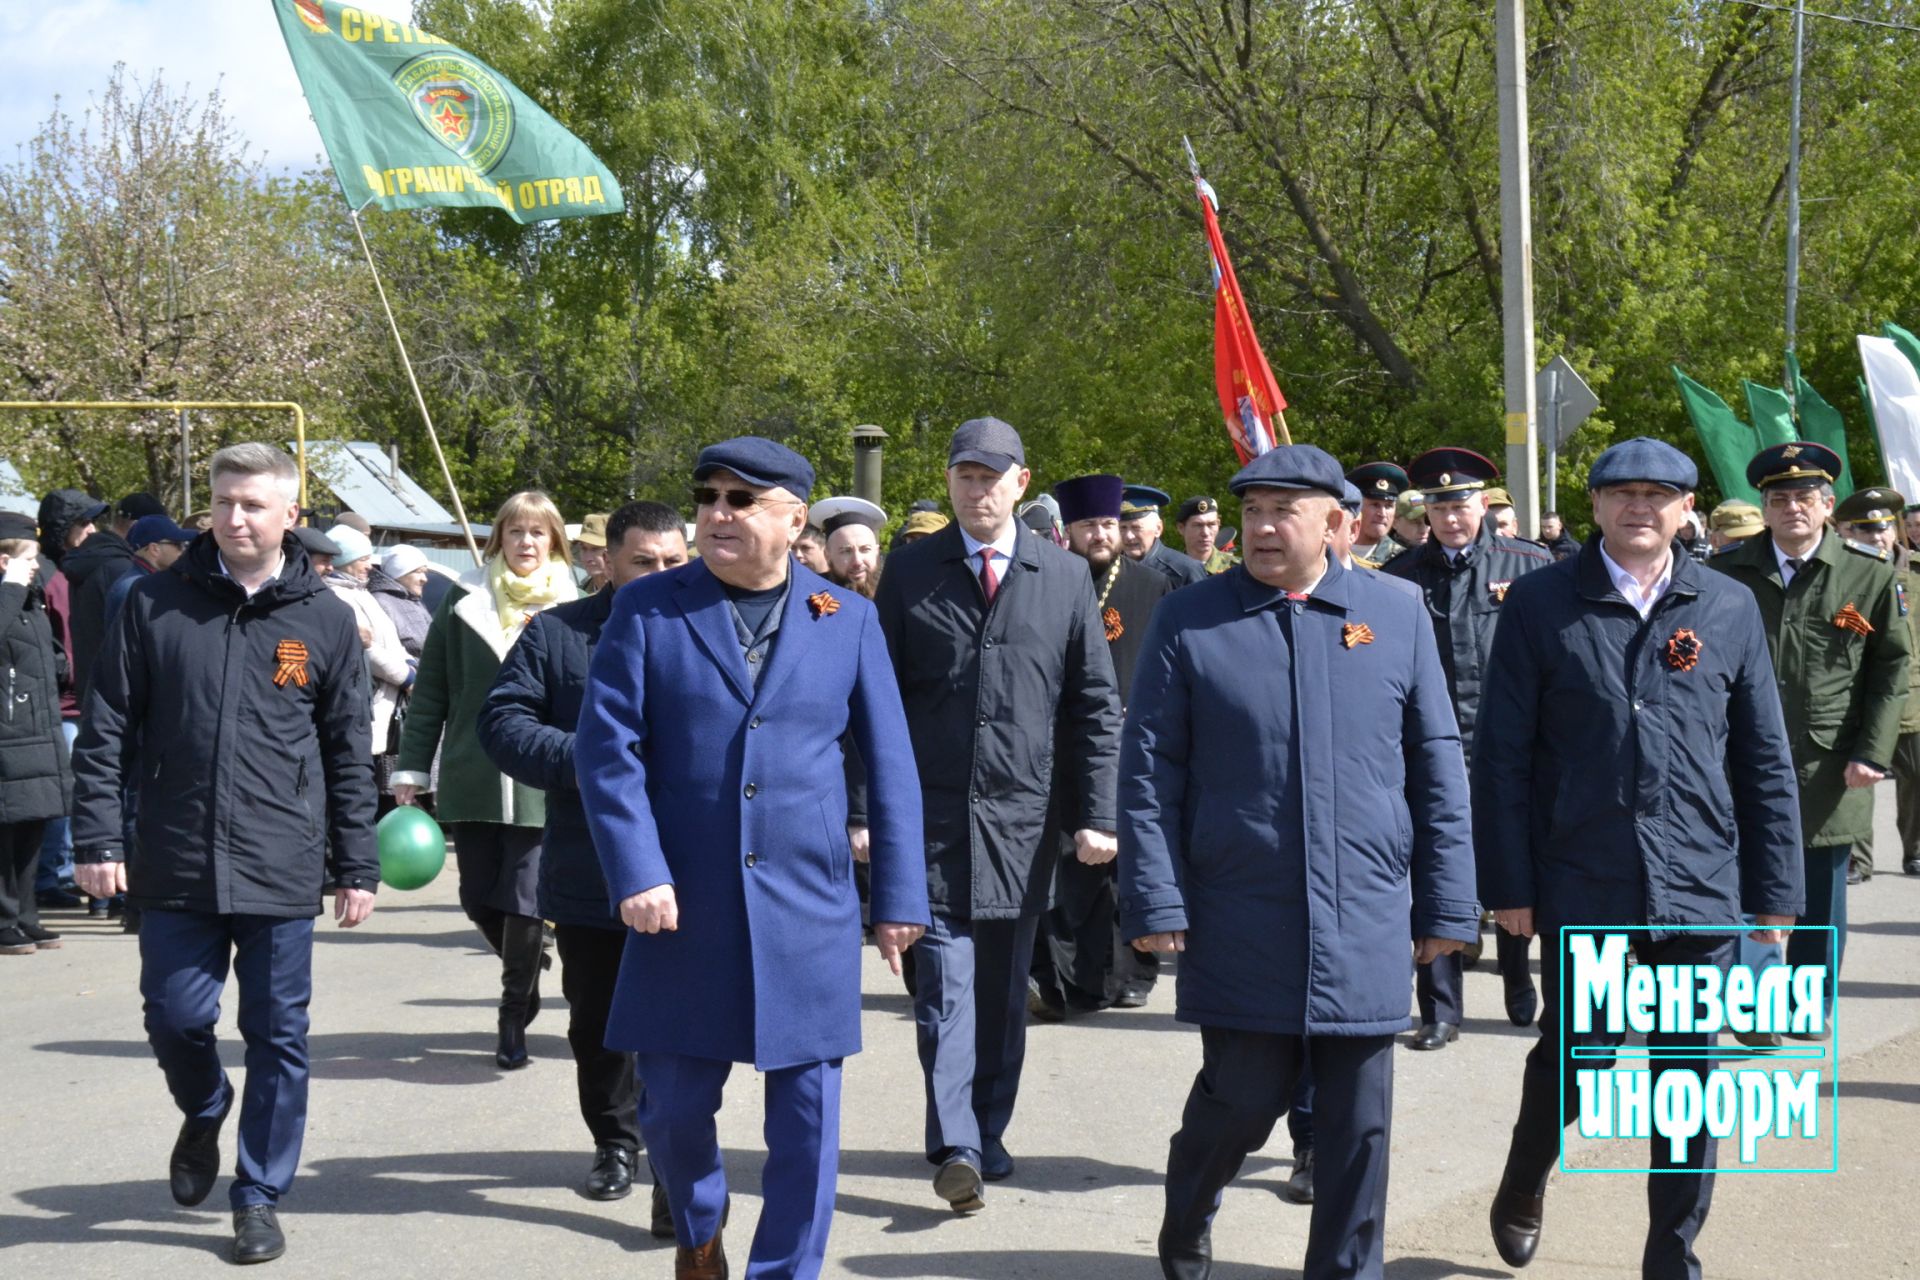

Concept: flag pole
[[347, 200, 484, 566]]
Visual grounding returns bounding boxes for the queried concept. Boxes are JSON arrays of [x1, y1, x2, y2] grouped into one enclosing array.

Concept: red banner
[[1196, 177, 1288, 462]]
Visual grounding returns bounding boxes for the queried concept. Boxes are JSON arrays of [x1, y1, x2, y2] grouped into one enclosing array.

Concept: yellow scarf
[[485, 555, 575, 638]]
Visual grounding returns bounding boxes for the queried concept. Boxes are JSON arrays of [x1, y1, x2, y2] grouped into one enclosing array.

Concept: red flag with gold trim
[[1192, 167, 1288, 462]]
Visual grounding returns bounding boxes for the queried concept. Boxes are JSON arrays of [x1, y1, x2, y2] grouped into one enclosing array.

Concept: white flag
[[1859, 335, 1920, 501]]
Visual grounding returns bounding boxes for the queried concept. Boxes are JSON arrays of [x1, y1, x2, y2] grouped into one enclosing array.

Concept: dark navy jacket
[[1118, 558, 1479, 1037], [1471, 538, 1804, 934], [477, 587, 619, 931]]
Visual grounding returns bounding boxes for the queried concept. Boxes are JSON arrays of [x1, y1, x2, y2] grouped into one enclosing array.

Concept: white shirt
[[1774, 535, 1821, 586], [218, 551, 285, 600], [1597, 541, 1673, 619], [959, 524, 1020, 581]]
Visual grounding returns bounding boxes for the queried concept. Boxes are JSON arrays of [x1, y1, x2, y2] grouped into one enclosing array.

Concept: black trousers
[[1164, 1027, 1395, 1280], [1505, 931, 1730, 1280], [553, 923, 640, 1152], [0, 819, 50, 933]]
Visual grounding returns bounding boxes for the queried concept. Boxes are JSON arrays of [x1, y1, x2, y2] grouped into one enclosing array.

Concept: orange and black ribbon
[[1488, 580, 1512, 604], [1103, 606, 1124, 643], [1665, 628, 1703, 672], [273, 639, 310, 688], [807, 591, 840, 619], [1342, 622, 1375, 649], [1834, 603, 1874, 637]]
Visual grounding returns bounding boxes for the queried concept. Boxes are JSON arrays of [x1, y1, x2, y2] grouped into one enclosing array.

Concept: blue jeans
[[34, 719, 79, 893]]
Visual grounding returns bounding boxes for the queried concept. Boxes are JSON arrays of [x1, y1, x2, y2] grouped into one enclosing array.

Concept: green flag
[[1743, 380, 1798, 451], [1887, 323, 1920, 380], [1786, 353, 1855, 498], [273, 0, 623, 223], [1674, 365, 1760, 502]]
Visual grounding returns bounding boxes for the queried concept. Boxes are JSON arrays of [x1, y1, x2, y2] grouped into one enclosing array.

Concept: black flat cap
[[948, 417, 1025, 472], [1587, 437, 1698, 491], [294, 526, 342, 558], [1228, 444, 1346, 500], [694, 436, 816, 501]]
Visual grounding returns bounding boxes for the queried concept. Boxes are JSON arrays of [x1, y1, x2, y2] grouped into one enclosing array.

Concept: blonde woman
[[393, 492, 577, 1069]]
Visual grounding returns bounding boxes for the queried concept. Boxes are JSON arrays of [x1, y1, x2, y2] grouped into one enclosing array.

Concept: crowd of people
[[3, 421, 1910, 1279]]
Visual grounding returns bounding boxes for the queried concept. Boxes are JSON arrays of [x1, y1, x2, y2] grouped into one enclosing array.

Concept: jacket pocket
[[817, 798, 850, 888]]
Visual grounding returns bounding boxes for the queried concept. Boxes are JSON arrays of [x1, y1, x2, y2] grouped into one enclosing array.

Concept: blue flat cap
[[694, 436, 816, 501], [1228, 444, 1346, 500], [1053, 474, 1125, 525], [1408, 447, 1499, 498], [1338, 481, 1362, 514], [1120, 484, 1171, 520], [1746, 440, 1841, 491], [1588, 437, 1698, 492], [1345, 461, 1410, 501], [127, 514, 194, 549], [948, 417, 1026, 472]]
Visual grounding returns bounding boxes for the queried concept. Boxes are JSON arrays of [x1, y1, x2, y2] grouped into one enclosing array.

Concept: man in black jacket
[[65, 491, 169, 703], [71, 444, 377, 1267], [874, 418, 1122, 1213], [477, 499, 687, 1226]]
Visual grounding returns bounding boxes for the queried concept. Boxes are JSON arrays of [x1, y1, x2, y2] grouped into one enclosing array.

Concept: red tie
[[978, 548, 1000, 603]]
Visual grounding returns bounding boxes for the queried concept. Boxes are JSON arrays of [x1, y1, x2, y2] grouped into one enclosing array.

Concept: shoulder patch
[[1845, 539, 1892, 563]]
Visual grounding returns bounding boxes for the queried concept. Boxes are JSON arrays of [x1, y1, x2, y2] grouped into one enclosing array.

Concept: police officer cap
[[694, 436, 816, 501], [1835, 485, 1906, 528], [1176, 495, 1219, 522], [1345, 461, 1410, 501], [1053, 474, 1125, 526], [1408, 447, 1499, 499], [1119, 484, 1171, 521], [1587, 436, 1698, 492], [1227, 443, 1347, 500], [947, 417, 1026, 472], [1707, 500, 1763, 537], [294, 525, 342, 559], [1338, 481, 1362, 515], [1745, 440, 1840, 491]]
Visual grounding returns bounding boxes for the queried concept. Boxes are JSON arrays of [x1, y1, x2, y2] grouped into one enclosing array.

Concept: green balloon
[[377, 806, 446, 891]]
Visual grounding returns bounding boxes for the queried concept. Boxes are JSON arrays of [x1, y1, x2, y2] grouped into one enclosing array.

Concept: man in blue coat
[[1120, 445, 1478, 1280], [1474, 439, 1803, 1279], [477, 500, 688, 1223], [576, 438, 928, 1280]]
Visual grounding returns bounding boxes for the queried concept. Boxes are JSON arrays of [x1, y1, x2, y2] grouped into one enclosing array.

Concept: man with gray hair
[[71, 442, 378, 1266]]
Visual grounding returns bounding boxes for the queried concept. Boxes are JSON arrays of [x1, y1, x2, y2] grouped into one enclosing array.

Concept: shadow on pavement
[[1837, 1078, 1920, 1105], [31, 1031, 573, 1085], [1837, 979, 1920, 1000]]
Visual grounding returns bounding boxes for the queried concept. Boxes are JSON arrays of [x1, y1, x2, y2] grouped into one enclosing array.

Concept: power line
[[1719, 0, 1920, 35]]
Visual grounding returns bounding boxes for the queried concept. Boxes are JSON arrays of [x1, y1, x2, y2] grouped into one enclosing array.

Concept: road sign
[[1537, 355, 1599, 448]]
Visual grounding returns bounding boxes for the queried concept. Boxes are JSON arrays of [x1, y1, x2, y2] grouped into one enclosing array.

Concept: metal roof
[[0, 461, 36, 515], [291, 440, 456, 528]]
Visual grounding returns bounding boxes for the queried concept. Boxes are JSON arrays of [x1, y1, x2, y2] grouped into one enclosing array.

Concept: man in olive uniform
[[1383, 447, 1553, 1049], [1345, 462, 1409, 566], [1120, 485, 1208, 588], [1711, 443, 1911, 1033], [1176, 497, 1240, 575], [1834, 486, 1920, 878], [1384, 491, 1428, 565]]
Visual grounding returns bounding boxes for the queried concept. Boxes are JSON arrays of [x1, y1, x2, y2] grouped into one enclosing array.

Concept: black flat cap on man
[[1407, 447, 1500, 499], [293, 526, 342, 559], [1746, 441, 1841, 491], [947, 417, 1026, 472], [1120, 484, 1171, 521], [0, 511, 39, 541], [694, 436, 816, 501], [1836, 486, 1906, 528], [128, 514, 194, 549], [1228, 443, 1346, 499], [117, 491, 169, 521], [1586, 437, 1699, 492], [1345, 461, 1410, 501], [1176, 496, 1219, 523], [1053, 474, 1126, 526]]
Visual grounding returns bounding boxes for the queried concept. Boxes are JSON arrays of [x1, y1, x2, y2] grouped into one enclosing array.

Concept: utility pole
[[1496, 0, 1539, 537], [1784, 0, 1807, 403]]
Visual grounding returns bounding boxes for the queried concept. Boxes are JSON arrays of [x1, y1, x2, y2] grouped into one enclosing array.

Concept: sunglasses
[[691, 486, 793, 512]]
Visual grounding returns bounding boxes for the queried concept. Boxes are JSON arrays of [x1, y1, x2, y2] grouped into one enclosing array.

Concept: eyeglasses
[[691, 486, 794, 513]]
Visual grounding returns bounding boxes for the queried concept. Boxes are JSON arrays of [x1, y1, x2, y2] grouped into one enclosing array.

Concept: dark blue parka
[[1471, 539, 1804, 934], [1118, 559, 1480, 1037], [476, 587, 620, 930]]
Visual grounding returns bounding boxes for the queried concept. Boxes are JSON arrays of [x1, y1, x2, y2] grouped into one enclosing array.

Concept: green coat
[[1712, 531, 1912, 846], [393, 571, 567, 828], [1896, 548, 1920, 736]]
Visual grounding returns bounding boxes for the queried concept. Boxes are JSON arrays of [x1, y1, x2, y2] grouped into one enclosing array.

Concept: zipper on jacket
[[4, 666, 13, 722]]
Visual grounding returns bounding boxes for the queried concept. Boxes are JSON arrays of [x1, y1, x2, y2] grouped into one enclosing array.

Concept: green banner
[[1786, 353, 1854, 499], [273, 0, 623, 223], [1674, 365, 1760, 502], [1743, 380, 1798, 452], [1887, 323, 1920, 380]]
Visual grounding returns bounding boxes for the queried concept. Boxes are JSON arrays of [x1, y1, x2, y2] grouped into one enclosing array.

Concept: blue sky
[[0, 0, 340, 172]]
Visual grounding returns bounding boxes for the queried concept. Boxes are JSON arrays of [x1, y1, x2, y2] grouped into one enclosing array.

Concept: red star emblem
[[433, 102, 466, 139]]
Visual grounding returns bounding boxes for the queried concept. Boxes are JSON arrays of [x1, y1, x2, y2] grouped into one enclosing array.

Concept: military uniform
[[1710, 444, 1911, 1027]]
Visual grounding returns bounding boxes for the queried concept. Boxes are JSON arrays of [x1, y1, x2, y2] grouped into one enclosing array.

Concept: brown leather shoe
[[1489, 1173, 1544, 1268], [675, 1229, 728, 1280]]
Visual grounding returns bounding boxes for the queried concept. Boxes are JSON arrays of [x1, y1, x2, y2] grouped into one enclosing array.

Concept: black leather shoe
[[933, 1151, 984, 1213], [1410, 1022, 1459, 1051], [1847, 863, 1866, 886], [170, 1087, 234, 1207], [1904, 857, 1920, 876], [1156, 1222, 1212, 1279], [1506, 984, 1539, 1028], [982, 1137, 1014, 1182], [1111, 982, 1152, 1009], [20, 922, 62, 949], [1489, 1174, 1544, 1268], [1280, 1146, 1314, 1204], [496, 1015, 529, 1070], [584, 1144, 635, 1200], [650, 1180, 674, 1238], [232, 1204, 286, 1264]]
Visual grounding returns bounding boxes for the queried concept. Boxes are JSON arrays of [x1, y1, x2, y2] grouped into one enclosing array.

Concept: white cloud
[[0, 0, 355, 173]]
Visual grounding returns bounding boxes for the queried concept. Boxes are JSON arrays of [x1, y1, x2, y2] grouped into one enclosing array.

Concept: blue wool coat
[[1472, 539, 1805, 934], [1118, 558, 1480, 1037], [576, 559, 930, 1070]]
